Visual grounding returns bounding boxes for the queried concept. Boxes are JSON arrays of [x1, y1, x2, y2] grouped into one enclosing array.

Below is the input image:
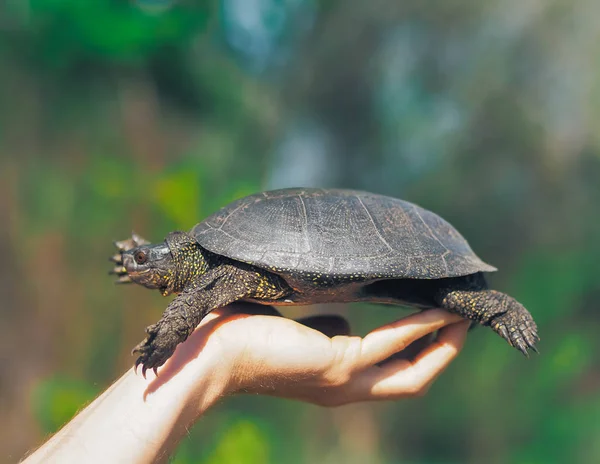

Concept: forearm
[[22, 307, 469, 463], [24, 351, 229, 463]]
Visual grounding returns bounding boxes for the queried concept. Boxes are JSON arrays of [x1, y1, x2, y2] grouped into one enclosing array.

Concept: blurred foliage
[[2, 0, 600, 463], [33, 376, 99, 435], [192, 419, 270, 464], [9, 0, 212, 63]]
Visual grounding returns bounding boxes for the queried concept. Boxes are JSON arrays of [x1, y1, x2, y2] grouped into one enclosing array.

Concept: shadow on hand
[[143, 303, 351, 397]]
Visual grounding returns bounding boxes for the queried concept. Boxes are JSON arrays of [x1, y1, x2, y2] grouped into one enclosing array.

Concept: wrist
[[162, 335, 234, 423]]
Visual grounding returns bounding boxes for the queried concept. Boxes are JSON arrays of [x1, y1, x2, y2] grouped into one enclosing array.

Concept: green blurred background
[[2, 1, 599, 462]]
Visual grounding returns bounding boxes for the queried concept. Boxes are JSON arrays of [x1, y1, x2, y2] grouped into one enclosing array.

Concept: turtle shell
[[191, 188, 496, 280]]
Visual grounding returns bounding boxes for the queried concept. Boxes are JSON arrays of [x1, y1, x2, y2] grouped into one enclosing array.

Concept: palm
[[180, 304, 470, 405]]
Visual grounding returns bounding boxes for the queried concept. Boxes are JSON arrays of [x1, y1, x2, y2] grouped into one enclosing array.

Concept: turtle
[[110, 188, 538, 376]]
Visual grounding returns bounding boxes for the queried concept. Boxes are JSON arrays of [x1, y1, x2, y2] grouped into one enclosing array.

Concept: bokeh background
[[2, 1, 600, 462]]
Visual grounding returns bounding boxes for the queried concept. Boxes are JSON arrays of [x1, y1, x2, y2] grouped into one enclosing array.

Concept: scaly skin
[[131, 263, 290, 376], [111, 232, 291, 376], [435, 274, 539, 355], [111, 234, 538, 376]]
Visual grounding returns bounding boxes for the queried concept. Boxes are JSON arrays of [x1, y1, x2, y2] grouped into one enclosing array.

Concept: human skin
[[23, 305, 469, 464]]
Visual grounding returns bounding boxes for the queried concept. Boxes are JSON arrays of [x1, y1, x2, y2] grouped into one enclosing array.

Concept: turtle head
[[120, 241, 175, 295], [113, 231, 208, 296]]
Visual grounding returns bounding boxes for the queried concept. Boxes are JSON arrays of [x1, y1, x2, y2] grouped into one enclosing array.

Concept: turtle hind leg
[[487, 295, 539, 355], [435, 277, 539, 355]]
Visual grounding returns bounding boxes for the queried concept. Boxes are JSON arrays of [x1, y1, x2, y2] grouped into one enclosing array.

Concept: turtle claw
[[109, 262, 131, 283], [491, 308, 539, 357], [131, 324, 176, 377], [109, 265, 127, 275], [109, 261, 130, 283], [132, 232, 150, 246], [134, 357, 143, 377], [114, 232, 150, 253], [515, 341, 529, 358], [114, 239, 132, 252], [114, 232, 150, 251]]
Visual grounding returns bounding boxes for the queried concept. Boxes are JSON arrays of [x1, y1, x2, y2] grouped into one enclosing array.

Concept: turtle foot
[[490, 307, 539, 356], [132, 323, 178, 378]]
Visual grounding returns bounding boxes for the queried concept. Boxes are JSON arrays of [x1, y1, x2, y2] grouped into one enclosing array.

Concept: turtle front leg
[[435, 275, 539, 356], [133, 264, 291, 376]]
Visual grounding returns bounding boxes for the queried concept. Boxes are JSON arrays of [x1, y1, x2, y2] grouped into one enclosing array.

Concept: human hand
[[24, 305, 469, 464], [157, 304, 470, 410]]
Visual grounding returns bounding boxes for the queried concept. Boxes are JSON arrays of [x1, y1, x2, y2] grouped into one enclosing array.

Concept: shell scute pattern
[[192, 188, 496, 282]]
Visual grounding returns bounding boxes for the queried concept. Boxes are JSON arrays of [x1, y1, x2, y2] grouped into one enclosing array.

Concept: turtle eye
[[134, 250, 148, 265]]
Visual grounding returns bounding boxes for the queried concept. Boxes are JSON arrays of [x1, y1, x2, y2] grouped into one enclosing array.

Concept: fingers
[[353, 321, 469, 401], [296, 315, 351, 337], [356, 309, 464, 370], [378, 333, 433, 364], [207, 304, 468, 407]]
